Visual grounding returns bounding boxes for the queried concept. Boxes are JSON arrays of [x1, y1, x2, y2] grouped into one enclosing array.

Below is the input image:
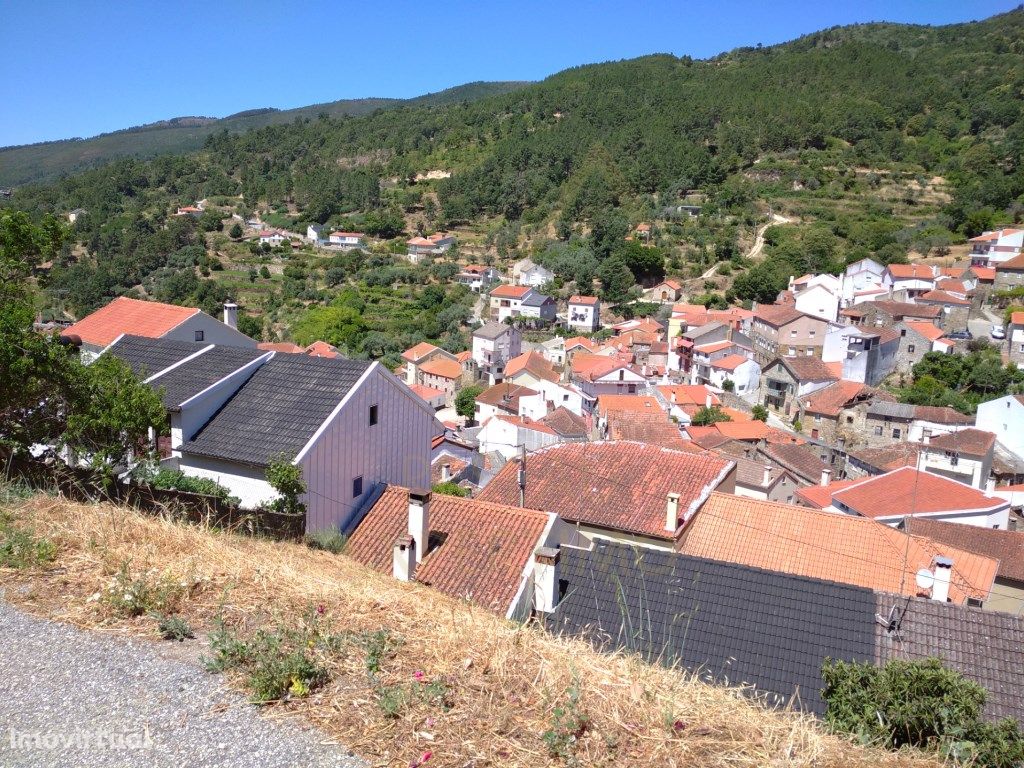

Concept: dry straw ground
[[0, 494, 938, 768]]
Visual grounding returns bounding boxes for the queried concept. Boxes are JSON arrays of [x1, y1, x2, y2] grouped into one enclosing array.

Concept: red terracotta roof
[[753, 304, 805, 327], [1011, 312, 1024, 326], [504, 350, 558, 382], [801, 380, 867, 417], [658, 385, 719, 407], [258, 341, 304, 354], [905, 517, 1024, 583], [402, 341, 441, 362], [62, 296, 199, 347], [712, 420, 771, 441], [775, 355, 839, 382], [418, 357, 462, 379], [904, 321, 945, 341], [409, 383, 445, 401], [694, 340, 733, 354], [886, 263, 935, 279], [709, 354, 749, 371], [681, 493, 997, 604], [475, 382, 538, 412], [346, 486, 551, 613], [795, 479, 859, 509], [969, 266, 996, 281], [431, 454, 468, 485], [568, 295, 599, 305], [477, 441, 732, 539], [597, 395, 661, 416], [832, 467, 1006, 519], [606, 412, 691, 450], [304, 340, 339, 358], [917, 289, 971, 306], [926, 428, 996, 456], [489, 285, 532, 299]]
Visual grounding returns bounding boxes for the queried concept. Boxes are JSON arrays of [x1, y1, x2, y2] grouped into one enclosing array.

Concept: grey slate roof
[[105, 335, 203, 379], [180, 355, 372, 467], [522, 292, 553, 307], [866, 401, 917, 420], [149, 345, 267, 409], [472, 321, 511, 340], [874, 593, 1024, 725], [545, 541, 877, 715]]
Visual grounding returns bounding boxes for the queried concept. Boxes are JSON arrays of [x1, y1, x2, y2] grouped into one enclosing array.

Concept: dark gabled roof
[[874, 593, 1024, 726], [180, 355, 372, 466], [521, 292, 553, 307], [545, 541, 877, 715], [149, 345, 267, 409], [904, 517, 1024, 584], [105, 334, 203, 379], [760, 442, 829, 484]]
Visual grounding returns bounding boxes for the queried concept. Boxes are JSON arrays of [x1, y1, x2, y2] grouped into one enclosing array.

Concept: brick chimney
[[665, 492, 681, 532], [223, 302, 238, 330], [533, 546, 561, 613], [931, 556, 952, 603], [408, 490, 431, 563], [393, 534, 416, 582]]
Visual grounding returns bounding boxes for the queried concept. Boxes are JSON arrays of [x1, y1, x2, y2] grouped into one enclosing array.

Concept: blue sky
[[1, 0, 1015, 147]]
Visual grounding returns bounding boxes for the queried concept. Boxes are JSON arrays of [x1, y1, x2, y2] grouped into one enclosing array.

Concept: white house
[[471, 321, 522, 384], [511, 258, 554, 287], [539, 336, 566, 366], [704, 355, 760, 398], [790, 279, 840, 322], [258, 229, 285, 247], [329, 231, 366, 249], [881, 263, 936, 299], [62, 296, 255, 359], [567, 295, 601, 332], [455, 265, 500, 292], [976, 395, 1024, 458], [916, 429, 995, 490], [488, 285, 555, 323], [407, 232, 455, 261], [173, 354, 439, 531], [477, 415, 563, 460], [822, 323, 899, 386], [969, 228, 1023, 266], [839, 258, 885, 307], [570, 354, 647, 399], [306, 224, 325, 245]]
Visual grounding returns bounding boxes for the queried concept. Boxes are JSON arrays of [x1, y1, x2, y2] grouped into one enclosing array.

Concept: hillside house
[[841, 300, 941, 329], [915, 428, 995, 490], [839, 258, 885, 307], [474, 382, 539, 422], [749, 306, 828, 366], [881, 263, 936, 300], [821, 324, 899, 386], [328, 231, 366, 249], [969, 228, 1023, 267], [566, 295, 601, 332], [789, 273, 841, 321], [401, 342, 456, 386], [760, 356, 839, 417], [477, 414, 564, 459], [406, 232, 455, 261], [305, 224, 325, 244], [643, 279, 683, 303], [915, 289, 971, 331], [569, 353, 647, 399], [62, 296, 255, 360], [471, 321, 522, 384], [894, 321, 956, 373], [863, 402, 973, 448], [488, 285, 555, 323], [797, 381, 891, 446], [454, 264, 500, 292], [511, 258, 554, 287], [258, 229, 285, 247]]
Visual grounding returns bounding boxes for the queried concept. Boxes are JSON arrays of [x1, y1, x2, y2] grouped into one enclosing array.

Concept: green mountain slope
[[0, 81, 530, 187]]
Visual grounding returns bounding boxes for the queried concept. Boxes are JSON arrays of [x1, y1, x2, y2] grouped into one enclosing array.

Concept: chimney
[[666, 492, 681, 532], [533, 546, 561, 613], [923, 432, 930, 445], [670, 390, 677, 404], [820, 468, 831, 486], [985, 477, 995, 494], [763, 465, 773, 486], [393, 534, 416, 582], [441, 463, 452, 482], [931, 556, 952, 603], [223, 302, 238, 330], [408, 490, 431, 563], [705, 392, 713, 408]]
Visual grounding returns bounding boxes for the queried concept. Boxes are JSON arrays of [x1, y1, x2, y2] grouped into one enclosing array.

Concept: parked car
[[991, 324, 1006, 339], [946, 329, 973, 340]]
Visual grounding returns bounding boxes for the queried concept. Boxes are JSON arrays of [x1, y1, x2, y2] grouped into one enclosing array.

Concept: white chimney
[[985, 477, 995, 494], [923, 432, 930, 445], [763, 465, 773, 487], [666, 492, 681, 532], [441, 463, 452, 482], [533, 546, 561, 613], [820, 468, 831, 486], [705, 392, 712, 408], [393, 534, 416, 582], [408, 490, 431, 563], [223, 302, 238, 330], [671, 390, 677, 404], [931, 556, 952, 603]]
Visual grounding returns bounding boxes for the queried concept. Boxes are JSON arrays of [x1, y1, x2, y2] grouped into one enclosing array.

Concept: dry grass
[[1, 494, 938, 768]]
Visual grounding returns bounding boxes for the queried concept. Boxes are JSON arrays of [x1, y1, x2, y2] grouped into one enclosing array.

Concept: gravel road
[[0, 599, 362, 768]]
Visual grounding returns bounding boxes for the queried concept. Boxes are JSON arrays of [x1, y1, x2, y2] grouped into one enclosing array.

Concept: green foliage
[[155, 614, 194, 641], [690, 406, 733, 426], [304, 529, 348, 554], [823, 658, 1024, 767], [98, 562, 184, 618], [543, 677, 590, 764], [0, 512, 56, 569], [455, 384, 485, 420], [751, 405, 769, 422], [229, 222, 243, 239], [265, 459, 307, 517], [148, 468, 238, 505], [899, 350, 1024, 414], [432, 481, 467, 497], [721, 379, 735, 393]]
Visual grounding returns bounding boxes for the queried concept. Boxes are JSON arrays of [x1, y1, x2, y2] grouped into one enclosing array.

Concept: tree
[[290, 305, 367, 350], [455, 384, 485, 421], [751, 405, 769, 422], [721, 379, 735, 392], [259, 265, 271, 279], [690, 406, 732, 426], [265, 458, 306, 517], [598, 255, 637, 304], [229, 222, 243, 239], [432, 481, 467, 497]]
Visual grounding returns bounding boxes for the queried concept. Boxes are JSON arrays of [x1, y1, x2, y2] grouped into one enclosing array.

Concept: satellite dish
[[915, 568, 935, 590]]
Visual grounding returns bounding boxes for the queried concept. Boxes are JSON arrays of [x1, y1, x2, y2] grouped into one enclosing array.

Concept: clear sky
[[1, 0, 1015, 147]]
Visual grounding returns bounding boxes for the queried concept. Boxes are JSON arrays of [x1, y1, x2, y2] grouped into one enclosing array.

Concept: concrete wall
[[178, 454, 276, 508], [166, 313, 256, 348]]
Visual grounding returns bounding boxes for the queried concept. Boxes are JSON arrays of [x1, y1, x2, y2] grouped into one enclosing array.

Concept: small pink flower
[[316, 604, 326, 615], [420, 751, 432, 764], [413, 670, 424, 681], [673, 720, 687, 732], [424, 716, 436, 728]]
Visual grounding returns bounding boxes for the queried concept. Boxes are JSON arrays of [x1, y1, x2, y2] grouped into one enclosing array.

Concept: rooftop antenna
[[518, 443, 526, 507]]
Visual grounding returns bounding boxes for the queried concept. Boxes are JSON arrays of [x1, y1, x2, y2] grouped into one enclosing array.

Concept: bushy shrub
[[148, 469, 239, 505]]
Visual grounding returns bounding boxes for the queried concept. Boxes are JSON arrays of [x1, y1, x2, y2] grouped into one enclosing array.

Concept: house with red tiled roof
[[328, 231, 366, 249], [474, 382, 539, 422], [604, 411, 690, 451], [916, 289, 972, 331], [969, 228, 1023, 267], [567, 295, 601, 332], [406, 232, 455, 262], [863, 401, 973, 449], [797, 380, 881, 444], [346, 487, 559, 618], [916, 428, 996, 490], [643, 279, 683, 303], [488, 285, 555, 324], [569, 353, 646, 399], [657, 384, 719, 424], [408, 383, 446, 410], [760, 355, 840, 417], [62, 296, 255, 358], [894, 320, 955, 373], [304, 340, 340, 359], [797, 467, 1010, 529], [503, 350, 559, 389], [477, 413, 565, 460], [454, 264, 501, 292], [478, 441, 736, 549], [882, 263, 937, 299], [820, 323, 900, 386], [683, 493, 998, 606], [748, 305, 829, 366], [258, 229, 286, 247], [400, 341, 462, 397], [843, 300, 941, 329]]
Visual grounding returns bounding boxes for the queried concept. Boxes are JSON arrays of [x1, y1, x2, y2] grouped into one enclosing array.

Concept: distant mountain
[[0, 81, 530, 187]]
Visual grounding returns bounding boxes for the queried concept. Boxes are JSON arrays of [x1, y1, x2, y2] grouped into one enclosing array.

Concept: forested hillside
[[3, 10, 1023, 361]]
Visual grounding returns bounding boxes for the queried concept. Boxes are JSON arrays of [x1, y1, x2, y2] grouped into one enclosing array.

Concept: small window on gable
[[369, 404, 379, 426], [352, 476, 363, 498], [194, 330, 204, 342], [907, 344, 915, 353]]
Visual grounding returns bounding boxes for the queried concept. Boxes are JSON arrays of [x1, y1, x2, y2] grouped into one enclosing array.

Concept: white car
[[991, 324, 1006, 339]]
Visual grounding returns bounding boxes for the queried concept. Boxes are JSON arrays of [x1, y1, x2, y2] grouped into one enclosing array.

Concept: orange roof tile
[[605, 412, 692, 450], [917, 289, 971, 306], [801, 380, 866, 417], [418, 356, 463, 379], [475, 382, 538, 411], [713, 420, 770, 441], [258, 341, 305, 354], [996, 253, 1024, 270], [402, 341, 441, 362], [753, 304, 805, 327], [597, 395, 661, 416], [904, 321, 945, 341], [568, 295, 599, 305], [1011, 311, 1024, 326], [504, 350, 558, 382], [694, 340, 734, 354], [709, 353, 749, 371], [62, 296, 199, 347], [346, 486, 550, 613], [969, 266, 996, 281], [564, 336, 595, 351], [304, 340, 339, 358], [489, 285, 532, 299], [658, 385, 719, 407], [409, 383, 445, 401], [886, 263, 935, 279], [831, 467, 1006, 519], [477, 441, 732, 539], [925, 428, 996, 456], [680, 493, 997, 604], [795, 479, 859, 509]]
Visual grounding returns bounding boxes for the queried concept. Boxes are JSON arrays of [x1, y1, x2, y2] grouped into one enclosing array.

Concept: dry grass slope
[[0, 494, 937, 767]]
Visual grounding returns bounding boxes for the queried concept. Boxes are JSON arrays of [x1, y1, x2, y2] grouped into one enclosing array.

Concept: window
[[194, 330, 204, 342], [814, 414, 821, 423], [907, 344, 915, 353], [846, 416, 854, 424], [892, 428, 901, 439], [808, 330, 816, 338], [368, 404, 379, 426], [873, 426, 883, 436], [788, 347, 796, 355], [352, 476, 363, 498]]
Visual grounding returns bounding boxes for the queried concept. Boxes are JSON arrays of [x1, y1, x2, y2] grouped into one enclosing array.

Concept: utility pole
[[518, 443, 526, 508]]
